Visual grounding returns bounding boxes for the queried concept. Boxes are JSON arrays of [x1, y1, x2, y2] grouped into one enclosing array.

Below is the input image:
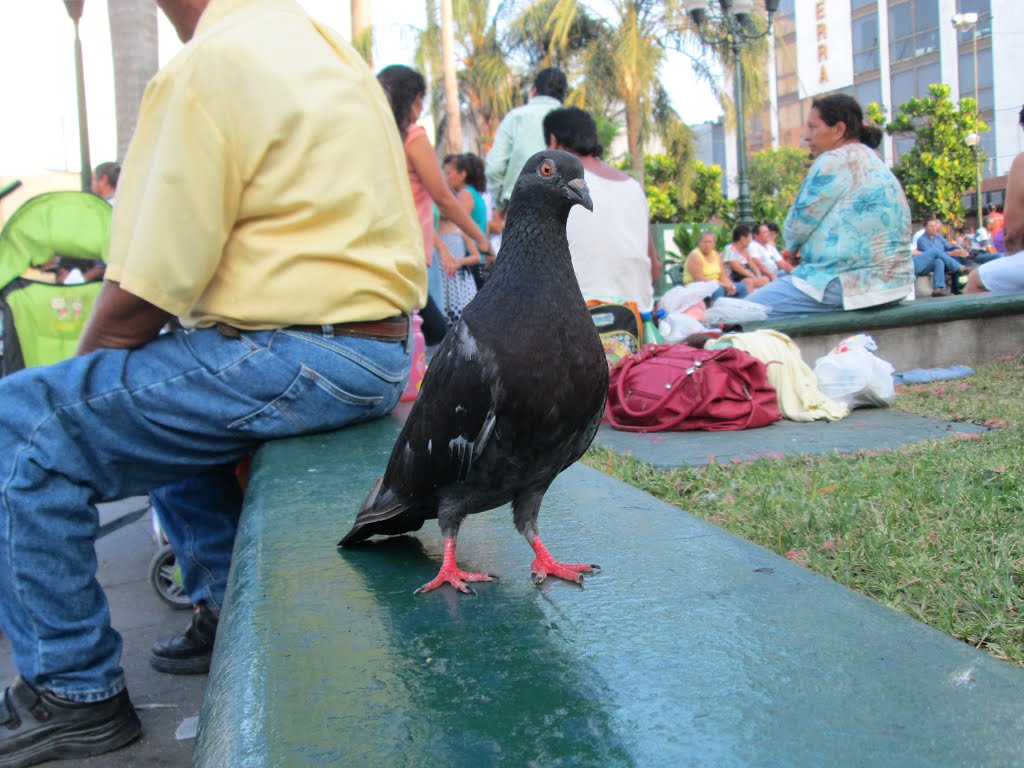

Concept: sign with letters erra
[[795, 0, 853, 99]]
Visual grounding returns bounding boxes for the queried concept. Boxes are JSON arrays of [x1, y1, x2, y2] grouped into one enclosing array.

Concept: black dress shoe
[[0, 676, 140, 768], [150, 603, 219, 675]]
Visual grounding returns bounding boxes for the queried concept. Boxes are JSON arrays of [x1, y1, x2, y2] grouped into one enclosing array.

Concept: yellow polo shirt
[[105, 0, 426, 329]]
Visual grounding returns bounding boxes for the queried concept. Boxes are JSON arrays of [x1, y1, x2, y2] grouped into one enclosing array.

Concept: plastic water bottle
[[400, 312, 427, 402], [640, 310, 665, 345]]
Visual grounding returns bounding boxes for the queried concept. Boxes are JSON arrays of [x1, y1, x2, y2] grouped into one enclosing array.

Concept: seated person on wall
[[748, 93, 912, 315], [767, 221, 799, 266], [993, 228, 1006, 253], [749, 221, 794, 276], [967, 105, 1024, 295], [913, 215, 969, 296], [974, 214, 995, 253], [986, 203, 1004, 238], [543, 106, 660, 312], [955, 225, 976, 259], [683, 229, 748, 301], [723, 224, 769, 293]]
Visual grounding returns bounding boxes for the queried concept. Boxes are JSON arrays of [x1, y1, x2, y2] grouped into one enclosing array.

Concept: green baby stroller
[[0, 191, 191, 606], [0, 190, 109, 375]]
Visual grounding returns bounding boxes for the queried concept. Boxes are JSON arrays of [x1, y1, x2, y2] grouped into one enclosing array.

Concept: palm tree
[[107, 0, 159, 161], [417, 0, 518, 156], [441, 0, 462, 152], [542, 0, 691, 185]]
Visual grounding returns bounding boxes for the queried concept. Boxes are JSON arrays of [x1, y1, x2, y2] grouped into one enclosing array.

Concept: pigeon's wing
[[561, 391, 606, 472], [339, 320, 501, 545]]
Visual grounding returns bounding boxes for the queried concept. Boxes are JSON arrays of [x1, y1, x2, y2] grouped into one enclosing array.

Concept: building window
[[851, 0, 876, 9], [889, 59, 940, 112], [852, 13, 880, 73], [855, 78, 882, 109], [892, 136, 915, 163], [890, 69, 914, 109], [958, 46, 994, 113], [915, 62, 940, 94], [888, 0, 939, 63]]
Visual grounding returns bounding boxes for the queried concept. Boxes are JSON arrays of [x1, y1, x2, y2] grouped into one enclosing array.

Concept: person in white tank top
[[542, 107, 660, 312]]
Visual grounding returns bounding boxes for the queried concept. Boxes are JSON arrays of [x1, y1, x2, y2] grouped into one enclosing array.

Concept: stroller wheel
[[149, 544, 192, 609]]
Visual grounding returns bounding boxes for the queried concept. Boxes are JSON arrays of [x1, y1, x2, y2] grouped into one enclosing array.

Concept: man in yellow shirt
[[0, 1, 424, 764]]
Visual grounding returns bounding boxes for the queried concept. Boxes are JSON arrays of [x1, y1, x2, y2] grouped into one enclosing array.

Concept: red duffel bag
[[606, 344, 782, 432]]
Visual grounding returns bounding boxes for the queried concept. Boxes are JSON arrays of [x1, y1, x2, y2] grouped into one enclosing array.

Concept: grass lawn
[[584, 357, 1024, 667]]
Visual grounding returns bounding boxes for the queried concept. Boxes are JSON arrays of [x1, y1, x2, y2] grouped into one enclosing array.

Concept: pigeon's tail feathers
[[339, 475, 416, 547]]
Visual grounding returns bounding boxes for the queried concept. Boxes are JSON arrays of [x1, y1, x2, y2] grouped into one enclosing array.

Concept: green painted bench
[[742, 291, 1024, 371], [194, 410, 1024, 766]]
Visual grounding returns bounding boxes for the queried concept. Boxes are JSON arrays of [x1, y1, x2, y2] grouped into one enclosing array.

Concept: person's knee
[[965, 269, 987, 293]]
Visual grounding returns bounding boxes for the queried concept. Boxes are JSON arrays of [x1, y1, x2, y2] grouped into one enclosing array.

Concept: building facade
[[751, 0, 1021, 208]]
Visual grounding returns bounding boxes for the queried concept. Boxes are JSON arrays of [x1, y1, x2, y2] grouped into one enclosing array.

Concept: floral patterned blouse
[[784, 142, 913, 309]]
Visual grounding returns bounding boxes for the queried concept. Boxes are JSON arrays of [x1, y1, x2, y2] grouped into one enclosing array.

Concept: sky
[[0, 1, 722, 175]]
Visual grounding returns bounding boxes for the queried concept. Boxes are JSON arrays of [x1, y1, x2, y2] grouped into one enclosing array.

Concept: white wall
[[991, 0, 1024, 175]]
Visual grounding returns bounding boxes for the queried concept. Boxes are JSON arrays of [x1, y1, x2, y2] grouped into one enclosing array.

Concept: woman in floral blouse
[[749, 94, 913, 315]]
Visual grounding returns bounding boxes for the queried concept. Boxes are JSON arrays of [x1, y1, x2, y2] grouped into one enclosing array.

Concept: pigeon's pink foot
[[529, 535, 600, 585], [414, 538, 496, 595]]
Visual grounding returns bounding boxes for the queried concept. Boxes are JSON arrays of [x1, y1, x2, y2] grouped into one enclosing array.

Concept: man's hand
[[77, 281, 172, 356]]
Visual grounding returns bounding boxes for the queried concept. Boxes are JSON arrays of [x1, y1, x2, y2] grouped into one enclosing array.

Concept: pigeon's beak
[[565, 177, 593, 212]]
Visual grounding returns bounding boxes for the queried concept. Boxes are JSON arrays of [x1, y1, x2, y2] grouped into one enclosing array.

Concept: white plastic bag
[[812, 334, 895, 408], [703, 297, 769, 325], [658, 311, 706, 343], [659, 282, 719, 313]]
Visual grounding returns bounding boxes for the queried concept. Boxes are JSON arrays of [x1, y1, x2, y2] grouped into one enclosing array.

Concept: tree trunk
[[626, 98, 644, 184], [440, 0, 462, 152], [351, 0, 373, 66], [107, 0, 158, 162]]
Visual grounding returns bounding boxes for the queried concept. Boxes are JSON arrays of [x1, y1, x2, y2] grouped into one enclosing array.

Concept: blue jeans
[[0, 326, 409, 702], [708, 282, 749, 302], [149, 464, 243, 613], [746, 275, 844, 315], [913, 248, 962, 289]]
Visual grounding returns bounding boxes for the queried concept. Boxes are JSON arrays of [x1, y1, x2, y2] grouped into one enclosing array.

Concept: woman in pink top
[[377, 65, 490, 338]]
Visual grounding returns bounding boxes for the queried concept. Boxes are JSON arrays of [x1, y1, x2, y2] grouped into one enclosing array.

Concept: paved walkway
[[593, 407, 989, 467], [0, 499, 203, 768]]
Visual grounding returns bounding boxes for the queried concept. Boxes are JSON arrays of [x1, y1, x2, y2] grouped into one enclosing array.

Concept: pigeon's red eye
[[540, 162, 554, 177]]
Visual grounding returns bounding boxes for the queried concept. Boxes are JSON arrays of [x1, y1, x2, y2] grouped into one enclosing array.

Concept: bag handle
[[607, 351, 705, 432]]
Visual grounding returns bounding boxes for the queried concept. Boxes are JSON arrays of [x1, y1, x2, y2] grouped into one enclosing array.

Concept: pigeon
[[339, 150, 609, 594]]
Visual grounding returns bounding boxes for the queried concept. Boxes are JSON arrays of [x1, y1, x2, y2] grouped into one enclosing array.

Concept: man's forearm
[[77, 280, 172, 356]]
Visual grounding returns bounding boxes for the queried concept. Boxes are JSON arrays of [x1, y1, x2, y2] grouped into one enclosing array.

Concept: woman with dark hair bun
[[748, 93, 913, 315]]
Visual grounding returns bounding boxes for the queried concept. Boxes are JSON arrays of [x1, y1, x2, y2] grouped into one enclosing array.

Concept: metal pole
[[72, 17, 93, 192], [972, 26, 981, 226], [732, 34, 753, 227]]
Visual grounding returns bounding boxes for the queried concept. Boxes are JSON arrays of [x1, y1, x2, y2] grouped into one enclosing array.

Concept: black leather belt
[[215, 315, 408, 342]]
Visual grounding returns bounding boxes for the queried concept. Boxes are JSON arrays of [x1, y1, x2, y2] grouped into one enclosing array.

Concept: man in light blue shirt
[[913, 216, 968, 296], [485, 67, 567, 213]]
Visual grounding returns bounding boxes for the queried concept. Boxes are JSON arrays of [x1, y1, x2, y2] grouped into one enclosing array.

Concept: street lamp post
[[952, 12, 981, 226], [63, 0, 92, 193], [685, 0, 778, 227]]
